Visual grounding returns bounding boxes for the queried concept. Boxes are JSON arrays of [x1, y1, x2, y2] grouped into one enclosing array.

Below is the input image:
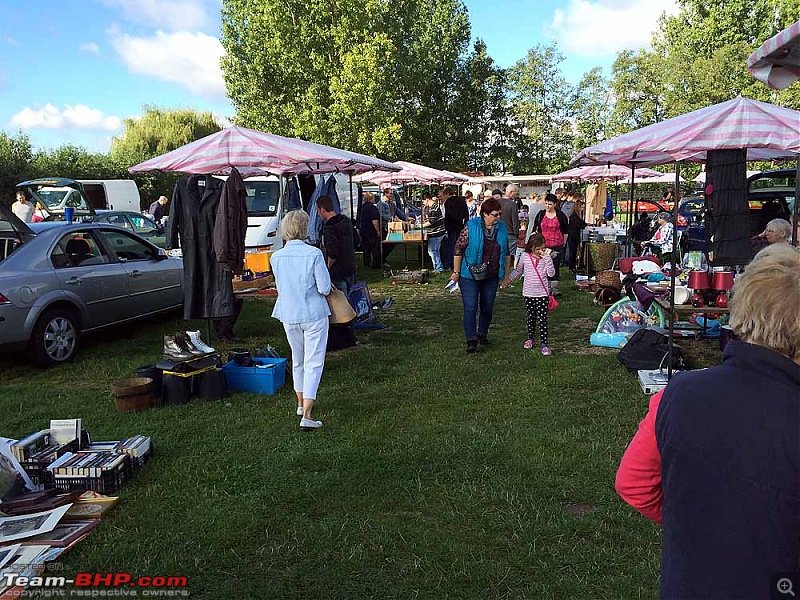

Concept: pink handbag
[[528, 254, 558, 312]]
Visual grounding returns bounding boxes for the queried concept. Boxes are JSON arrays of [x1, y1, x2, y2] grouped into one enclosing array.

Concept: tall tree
[[110, 106, 221, 203], [507, 43, 574, 173], [608, 0, 800, 135], [608, 49, 668, 135], [110, 106, 221, 166], [0, 131, 33, 205], [571, 67, 612, 153], [220, 0, 489, 170]]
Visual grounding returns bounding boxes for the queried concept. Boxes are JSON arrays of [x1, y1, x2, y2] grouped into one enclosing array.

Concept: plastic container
[[52, 454, 133, 494], [222, 357, 287, 394]]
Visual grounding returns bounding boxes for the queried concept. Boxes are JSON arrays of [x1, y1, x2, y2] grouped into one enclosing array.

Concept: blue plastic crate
[[222, 357, 287, 394]]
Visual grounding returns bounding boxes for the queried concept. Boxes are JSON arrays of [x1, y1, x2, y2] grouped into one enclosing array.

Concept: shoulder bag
[[326, 288, 357, 324], [528, 254, 558, 311], [465, 225, 489, 280]]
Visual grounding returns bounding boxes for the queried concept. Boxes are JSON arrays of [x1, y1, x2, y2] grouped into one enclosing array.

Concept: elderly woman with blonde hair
[[615, 243, 800, 599], [270, 210, 332, 430]]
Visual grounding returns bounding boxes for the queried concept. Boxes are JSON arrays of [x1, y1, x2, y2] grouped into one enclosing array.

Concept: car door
[[51, 230, 131, 329], [95, 227, 182, 315], [129, 214, 167, 248]]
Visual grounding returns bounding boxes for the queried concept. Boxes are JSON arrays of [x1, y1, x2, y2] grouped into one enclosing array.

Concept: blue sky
[[0, 0, 677, 153]]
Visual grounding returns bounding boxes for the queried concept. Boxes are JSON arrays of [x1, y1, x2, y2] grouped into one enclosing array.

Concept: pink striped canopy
[[128, 125, 400, 176], [748, 20, 800, 90], [353, 161, 468, 185], [552, 164, 662, 182], [571, 97, 800, 167]]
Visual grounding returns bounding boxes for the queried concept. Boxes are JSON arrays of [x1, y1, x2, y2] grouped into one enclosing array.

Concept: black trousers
[[361, 234, 381, 268], [548, 244, 564, 281]]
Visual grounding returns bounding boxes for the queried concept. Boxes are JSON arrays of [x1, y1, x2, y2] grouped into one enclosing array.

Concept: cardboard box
[[404, 231, 424, 241]]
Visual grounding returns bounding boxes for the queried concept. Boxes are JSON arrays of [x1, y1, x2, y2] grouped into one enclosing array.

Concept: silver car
[[0, 205, 183, 366]]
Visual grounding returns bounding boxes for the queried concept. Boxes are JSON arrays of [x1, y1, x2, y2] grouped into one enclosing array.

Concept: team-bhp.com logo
[[1, 572, 188, 596]]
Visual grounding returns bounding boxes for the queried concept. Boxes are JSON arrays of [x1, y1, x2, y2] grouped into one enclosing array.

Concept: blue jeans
[[459, 276, 499, 341], [332, 275, 355, 296], [427, 235, 444, 272]]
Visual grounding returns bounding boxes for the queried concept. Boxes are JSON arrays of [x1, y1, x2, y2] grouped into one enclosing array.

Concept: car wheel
[[31, 308, 80, 367]]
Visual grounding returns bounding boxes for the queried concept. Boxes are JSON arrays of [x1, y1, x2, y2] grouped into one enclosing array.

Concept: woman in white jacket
[[270, 210, 332, 430]]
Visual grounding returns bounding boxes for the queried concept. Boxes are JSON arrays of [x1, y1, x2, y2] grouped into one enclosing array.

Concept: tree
[[220, 0, 490, 171], [507, 43, 574, 173], [110, 106, 221, 204], [608, 49, 668, 135], [608, 0, 800, 132], [571, 67, 612, 153], [110, 106, 221, 166], [0, 131, 33, 205]]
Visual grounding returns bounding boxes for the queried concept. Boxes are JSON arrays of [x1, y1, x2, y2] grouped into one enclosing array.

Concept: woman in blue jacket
[[449, 198, 510, 353]]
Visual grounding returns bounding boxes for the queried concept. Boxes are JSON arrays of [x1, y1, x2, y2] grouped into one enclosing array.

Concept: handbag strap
[[528, 253, 550, 294]]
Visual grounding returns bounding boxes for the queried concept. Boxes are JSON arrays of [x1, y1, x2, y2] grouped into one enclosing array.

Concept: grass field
[[0, 257, 720, 599]]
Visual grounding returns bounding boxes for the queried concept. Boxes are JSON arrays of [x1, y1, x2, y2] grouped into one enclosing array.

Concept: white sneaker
[[296, 406, 304, 416], [186, 330, 215, 353], [299, 418, 323, 430]]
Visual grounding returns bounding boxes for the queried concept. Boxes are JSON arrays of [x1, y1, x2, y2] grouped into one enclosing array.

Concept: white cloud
[[5, 36, 17, 46], [9, 104, 122, 132], [80, 42, 100, 54], [550, 0, 679, 57], [111, 30, 226, 97], [102, 0, 213, 32]]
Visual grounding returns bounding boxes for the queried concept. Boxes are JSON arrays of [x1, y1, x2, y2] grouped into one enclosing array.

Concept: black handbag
[[467, 261, 489, 280]]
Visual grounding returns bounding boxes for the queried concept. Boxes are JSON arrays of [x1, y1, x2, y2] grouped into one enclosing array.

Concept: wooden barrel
[[112, 377, 154, 412]]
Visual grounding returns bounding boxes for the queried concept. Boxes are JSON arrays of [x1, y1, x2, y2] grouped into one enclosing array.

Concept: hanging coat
[[166, 175, 235, 320], [306, 176, 326, 244], [214, 167, 248, 272]]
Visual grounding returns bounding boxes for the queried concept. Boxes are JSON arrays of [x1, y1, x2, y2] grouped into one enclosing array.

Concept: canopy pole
[[628, 164, 635, 255], [794, 155, 799, 247], [667, 161, 681, 380], [348, 172, 354, 221]]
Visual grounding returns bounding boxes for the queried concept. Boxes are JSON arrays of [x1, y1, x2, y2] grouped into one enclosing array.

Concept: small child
[[504, 233, 555, 355]]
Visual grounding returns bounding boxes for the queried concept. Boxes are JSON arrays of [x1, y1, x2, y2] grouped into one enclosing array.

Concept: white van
[[77, 179, 141, 212], [215, 174, 357, 251]]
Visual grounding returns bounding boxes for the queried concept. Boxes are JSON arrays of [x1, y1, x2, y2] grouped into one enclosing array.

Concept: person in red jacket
[[615, 243, 800, 599]]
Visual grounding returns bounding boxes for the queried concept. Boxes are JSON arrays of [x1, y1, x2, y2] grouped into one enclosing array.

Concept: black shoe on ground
[[219, 333, 242, 343], [466, 339, 478, 353], [477, 334, 490, 346]]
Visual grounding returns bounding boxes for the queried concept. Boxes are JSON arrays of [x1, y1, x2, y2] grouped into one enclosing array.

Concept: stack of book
[[5, 420, 151, 494]]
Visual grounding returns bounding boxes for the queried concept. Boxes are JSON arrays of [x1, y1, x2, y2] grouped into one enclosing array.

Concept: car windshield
[[246, 181, 280, 217], [35, 187, 92, 211]]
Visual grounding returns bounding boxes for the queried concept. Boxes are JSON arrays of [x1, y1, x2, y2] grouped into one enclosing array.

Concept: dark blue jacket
[[655, 340, 800, 599]]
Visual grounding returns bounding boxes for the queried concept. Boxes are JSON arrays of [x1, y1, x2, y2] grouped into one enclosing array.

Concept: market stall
[[572, 96, 800, 377]]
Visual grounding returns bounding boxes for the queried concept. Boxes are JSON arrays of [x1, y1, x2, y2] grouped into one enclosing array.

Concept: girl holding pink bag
[[502, 233, 556, 355]]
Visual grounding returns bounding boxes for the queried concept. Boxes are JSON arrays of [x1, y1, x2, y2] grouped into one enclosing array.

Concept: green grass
[[0, 256, 720, 599]]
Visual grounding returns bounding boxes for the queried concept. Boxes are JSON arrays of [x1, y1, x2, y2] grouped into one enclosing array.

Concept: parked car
[[16, 178, 97, 222], [92, 211, 167, 248], [0, 205, 183, 366]]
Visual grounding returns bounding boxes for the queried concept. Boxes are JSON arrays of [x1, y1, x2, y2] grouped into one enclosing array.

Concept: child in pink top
[[504, 233, 555, 355]]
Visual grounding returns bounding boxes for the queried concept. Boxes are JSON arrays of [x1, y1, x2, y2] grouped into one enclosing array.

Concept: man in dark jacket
[[442, 187, 468, 270], [317, 195, 356, 294], [358, 191, 381, 269]]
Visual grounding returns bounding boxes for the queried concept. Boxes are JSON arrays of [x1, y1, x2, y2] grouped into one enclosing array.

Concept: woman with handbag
[[450, 198, 510, 353], [502, 233, 556, 355], [270, 210, 332, 430]]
